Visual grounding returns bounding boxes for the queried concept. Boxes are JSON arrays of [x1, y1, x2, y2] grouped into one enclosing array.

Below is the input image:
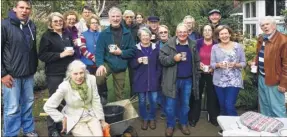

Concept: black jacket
[[122, 20, 139, 43], [1, 11, 38, 78], [39, 29, 75, 76]]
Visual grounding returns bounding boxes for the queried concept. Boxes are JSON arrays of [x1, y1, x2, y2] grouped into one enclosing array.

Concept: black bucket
[[103, 105, 125, 124]]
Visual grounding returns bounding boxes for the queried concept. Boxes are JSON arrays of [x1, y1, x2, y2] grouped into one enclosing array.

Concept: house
[[242, 0, 287, 38]]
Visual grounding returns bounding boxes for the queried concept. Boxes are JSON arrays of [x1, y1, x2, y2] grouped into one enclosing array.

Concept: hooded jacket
[[1, 10, 38, 78]]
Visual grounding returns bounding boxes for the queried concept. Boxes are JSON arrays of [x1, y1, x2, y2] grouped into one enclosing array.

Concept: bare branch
[[98, 0, 106, 16]]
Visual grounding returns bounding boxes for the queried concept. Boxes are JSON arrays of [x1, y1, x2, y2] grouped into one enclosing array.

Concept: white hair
[[64, 60, 89, 81], [108, 7, 122, 16], [123, 10, 135, 17], [259, 16, 277, 26], [137, 27, 152, 38], [176, 22, 188, 31], [183, 15, 195, 22]]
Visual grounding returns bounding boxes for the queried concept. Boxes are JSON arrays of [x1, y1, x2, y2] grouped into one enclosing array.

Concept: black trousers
[[189, 73, 220, 123], [46, 75, 65, 135], [128, 62, 135, 98], [87, 65, 108, 103]]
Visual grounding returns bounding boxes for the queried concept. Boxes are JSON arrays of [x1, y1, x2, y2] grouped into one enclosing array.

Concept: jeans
[[3, 75, 35, 136], [214, 86, 240, 116], [189, 73, 219, 123], [138, 92, 157, 120], [157, 91, 166, 115], [166, 78, 192, 128], [258, 75, 286, 117]]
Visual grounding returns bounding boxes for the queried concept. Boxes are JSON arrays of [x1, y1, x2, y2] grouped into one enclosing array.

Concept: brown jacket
[[254, 31, 287, 89]]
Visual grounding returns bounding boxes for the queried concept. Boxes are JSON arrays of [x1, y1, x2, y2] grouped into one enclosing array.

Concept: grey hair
[[64, 60, 89, 81], [259, 16, 277, 26], [176, 22, 188, 31], [137, 27, 152, 38], [183, 15, 195, 22], [108, 7, 122, 16], [123, 10, 135, 17], [47, 12, 64, 29]]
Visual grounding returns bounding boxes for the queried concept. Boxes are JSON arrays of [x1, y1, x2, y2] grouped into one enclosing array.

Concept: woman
[[44, 60, 109, 136], [80, 15, 108, 105], [131, 27, 161, 130], [63, 10, 81, 59], [135, 13, 147, 28], [39, 12, 75, 137], [210, 25, 246, 116], [189, 24, 219, 127], [156, 25, 169, 119]]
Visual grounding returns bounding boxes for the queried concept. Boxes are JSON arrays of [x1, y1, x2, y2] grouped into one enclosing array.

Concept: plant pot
[[104, 105, 125, 124]]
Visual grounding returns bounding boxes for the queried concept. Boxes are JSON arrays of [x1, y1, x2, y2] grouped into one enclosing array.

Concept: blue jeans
[[138, 91, 157, 120], [157, 91, 166, 115], [3, 76, 35, 136], [258, 75, 286, 117], [166, 78, 192, 128], [214, 86, 240, 116]]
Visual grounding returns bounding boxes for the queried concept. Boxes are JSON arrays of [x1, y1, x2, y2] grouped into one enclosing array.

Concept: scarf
[[70, 80, 89, 102]]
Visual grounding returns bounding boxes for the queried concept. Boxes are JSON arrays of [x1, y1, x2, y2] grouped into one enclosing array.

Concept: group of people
[[1, 0, 287, 137]]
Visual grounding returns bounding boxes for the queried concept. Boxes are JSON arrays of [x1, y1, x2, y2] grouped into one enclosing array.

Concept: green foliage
[[236, 39, 258, 109]]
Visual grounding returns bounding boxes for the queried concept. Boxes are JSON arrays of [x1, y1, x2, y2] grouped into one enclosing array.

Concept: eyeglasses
[[125, 16, 134, 19], [83, 11, 91, 14], [177, 31, 188, 34], [52, 20, 63, 24], [159, 31, 168, 34], [67, 18, 76, 21], [203, 29, 212, 32]]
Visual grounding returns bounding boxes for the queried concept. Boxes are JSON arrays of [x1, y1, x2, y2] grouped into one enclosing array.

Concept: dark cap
[[208, 9, 221, 15], [147, 16, 160, 22]]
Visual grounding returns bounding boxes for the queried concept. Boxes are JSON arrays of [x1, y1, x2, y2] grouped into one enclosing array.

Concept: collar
[[176, 38, 188, 45], [136, 42, 156, 50]]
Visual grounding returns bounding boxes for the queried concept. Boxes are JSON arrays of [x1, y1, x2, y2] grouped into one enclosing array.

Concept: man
[[75, 6, 93, 35], [208, 9, 222, 30], [122, 10, 139, 98], [251, 16, 287, 118], [1, 0, 38, 136], [159, 23, 200, 137], [147, 16, 160, 43], [96, 7, 136, 101], [183, 15, 201, 40]]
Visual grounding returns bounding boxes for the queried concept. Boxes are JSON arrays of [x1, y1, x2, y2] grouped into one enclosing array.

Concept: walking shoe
[[210, 120, 219, 127], [149, 120, 156, 130], [165, 127, 174, 137], [141, 120, 148, 130], [160, 113, 166, 120], [189, 120, 197, 127], [179, 125, 190, 135], [218, 130, 223, 136], [23, 131, 39, 137], [49, 130, 62, 137]]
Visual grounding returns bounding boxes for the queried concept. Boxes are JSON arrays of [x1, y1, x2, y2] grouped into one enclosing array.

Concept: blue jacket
[[81, 29, 100, 65], [131, 43, 161, 92], [96, 24, 136, 72]]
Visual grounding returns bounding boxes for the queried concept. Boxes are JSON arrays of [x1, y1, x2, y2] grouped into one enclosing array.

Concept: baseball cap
[[208, 9, 221, 15]]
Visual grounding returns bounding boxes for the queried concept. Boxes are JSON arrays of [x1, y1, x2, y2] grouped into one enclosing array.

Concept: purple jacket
[[65, 26, 81, 59], [131, 43, 162, 92]]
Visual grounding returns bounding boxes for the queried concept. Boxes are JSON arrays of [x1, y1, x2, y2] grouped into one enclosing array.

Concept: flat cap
[[147, 16, 160, 22], [208, 9, 221, 15]]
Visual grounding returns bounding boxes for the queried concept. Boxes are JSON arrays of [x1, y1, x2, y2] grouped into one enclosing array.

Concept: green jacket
[[96, 24, 136, 73], [159, 36, 201, 99]]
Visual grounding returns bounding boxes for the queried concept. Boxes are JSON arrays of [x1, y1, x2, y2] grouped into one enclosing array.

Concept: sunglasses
[[125, 16, 134, 19], [159, 31, 168, 34], [52, 20, 63, 24]]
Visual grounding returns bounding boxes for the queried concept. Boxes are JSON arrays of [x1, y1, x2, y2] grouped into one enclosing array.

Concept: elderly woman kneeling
[[43, 60, 108, 136]]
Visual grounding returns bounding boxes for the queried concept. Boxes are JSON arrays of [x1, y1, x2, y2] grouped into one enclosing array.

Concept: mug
[[108, 44, 117, 52], [142, 56, 148, 64], [251, 65, 258, 73], [65, 47, 74, 51], [77, 38, 82, 46], [181, 52, 187, 61], [203, 65, 209, 72]]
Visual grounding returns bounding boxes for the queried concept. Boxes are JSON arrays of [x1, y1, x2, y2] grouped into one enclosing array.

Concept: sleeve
[[1, 22, 8, 77], [193, 46, 201, 78], [159, 45, 176, 67], [120, 33, 136, 59], [38, 34, 61, 63], [91, 76, 105, 121], [279, 42, 287, 89], [130, 51, 141, 69], [43, 83, 66, 122], [210, 46, 217, 69], [238, 44, 246, 68], [156, 48, 162, 83], [96, 33, 105, 67]]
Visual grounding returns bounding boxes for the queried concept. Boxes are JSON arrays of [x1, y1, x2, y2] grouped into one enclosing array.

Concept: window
[[245, 3, 250, 18], [251, 24, 256, 37], [245, 24, 257, 38], [245, 2, 256, 18], [245, 24, 251, 38], [266, 0, 286, 16]]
